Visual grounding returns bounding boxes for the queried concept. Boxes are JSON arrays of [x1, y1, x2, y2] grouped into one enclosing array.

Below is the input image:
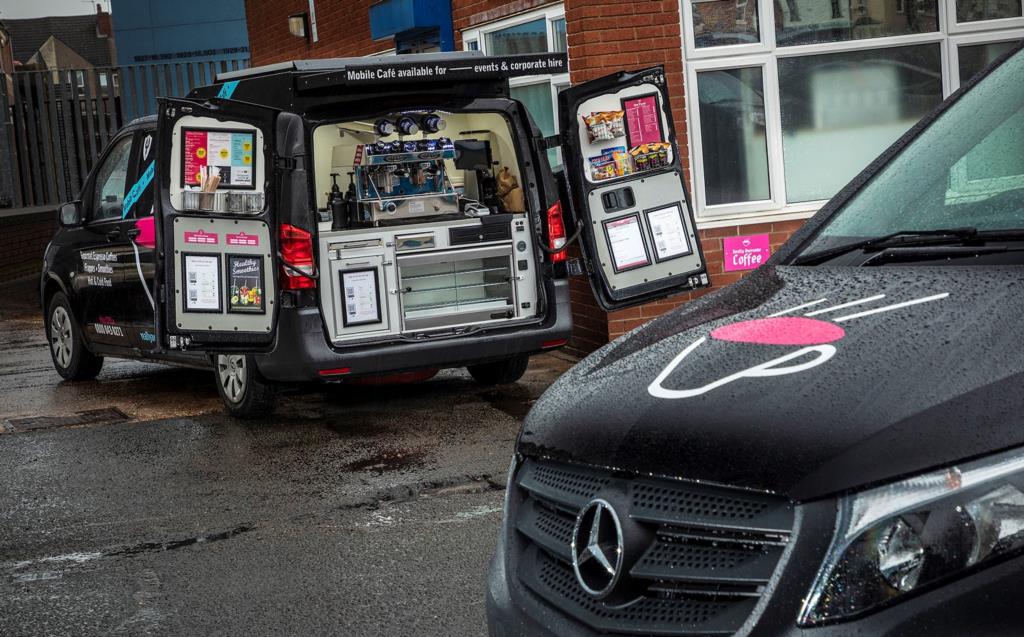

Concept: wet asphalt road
[[0, 280, 575, 636]]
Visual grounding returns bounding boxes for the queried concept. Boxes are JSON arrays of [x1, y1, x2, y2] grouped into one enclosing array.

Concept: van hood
[[520, 266, 1024, 501]]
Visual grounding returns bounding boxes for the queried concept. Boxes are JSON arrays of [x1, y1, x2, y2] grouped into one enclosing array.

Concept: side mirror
[[59, 201, 82, 227]]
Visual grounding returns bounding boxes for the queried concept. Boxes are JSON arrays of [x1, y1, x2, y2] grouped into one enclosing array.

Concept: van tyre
[[467, 354, 530, 385], [215, 354, 278, 418], [47, 292, 103, 381]]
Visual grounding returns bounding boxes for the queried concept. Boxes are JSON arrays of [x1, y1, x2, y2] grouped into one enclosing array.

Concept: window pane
[[956, 0, 1023, 22], [959, 40, 1021, 83], [696, 67, 770, 205], [92, 137, 133, 222], [552, 18, 567, 53], [779, 44, 943, 203], [511, 82, 555, 137], [692, 0, 760, 48], [800, 52, 1024, 251], [467, 40, 479, 51], [511, 82, 559, 168], [485, 18, 548, 55], [774, 0, 938, 47]]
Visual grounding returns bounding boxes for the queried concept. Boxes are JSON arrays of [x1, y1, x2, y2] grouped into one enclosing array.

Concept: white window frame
[[945, 0, 1024, 34], [948, 27, 1024, 85], [683, 0, 775, 60], [461, 4, 571, 137], [680, 0, 1020, 226]]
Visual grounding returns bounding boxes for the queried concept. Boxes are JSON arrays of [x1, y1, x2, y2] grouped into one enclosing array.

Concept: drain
[[3, 407, 131, 433]]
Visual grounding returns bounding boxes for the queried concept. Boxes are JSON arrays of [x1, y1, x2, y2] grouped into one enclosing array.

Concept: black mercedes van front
[[487, 46, 1024, 635]]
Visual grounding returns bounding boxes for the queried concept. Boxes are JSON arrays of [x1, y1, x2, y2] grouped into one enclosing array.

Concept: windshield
[[796, 47, 1024, 260]]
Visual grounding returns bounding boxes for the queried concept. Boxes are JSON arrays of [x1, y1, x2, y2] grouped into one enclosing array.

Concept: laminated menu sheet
[[183, 254, 221, 312], [646, 205, 690, 261], [604, 215, 650, 272], [342, 269, 382, 326], [183, 129, 256, 188]]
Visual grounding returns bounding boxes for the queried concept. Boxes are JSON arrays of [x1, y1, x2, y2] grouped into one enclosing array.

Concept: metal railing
[[0, 58, 249, 209]]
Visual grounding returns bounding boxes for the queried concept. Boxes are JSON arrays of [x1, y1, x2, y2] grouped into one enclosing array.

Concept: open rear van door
[[558, 67, 709, 311], [155, 97, 281, 352]]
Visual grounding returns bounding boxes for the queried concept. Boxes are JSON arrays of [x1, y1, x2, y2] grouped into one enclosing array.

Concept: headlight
[[799, 447, 1024, 625]]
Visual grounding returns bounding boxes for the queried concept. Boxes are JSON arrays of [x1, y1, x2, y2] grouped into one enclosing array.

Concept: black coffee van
[[41, 52, 709, 416], [486, 43, 1024, 637]]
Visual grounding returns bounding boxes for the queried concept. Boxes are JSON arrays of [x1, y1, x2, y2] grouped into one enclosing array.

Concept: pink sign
[[623, 95, 663, 147], [183, 229, 219, 245], [227, 232, 259, 247], [723, 234, 770, 272]]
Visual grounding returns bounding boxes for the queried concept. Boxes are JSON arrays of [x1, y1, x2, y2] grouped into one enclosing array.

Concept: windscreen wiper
[[792, 227, 981, 265]]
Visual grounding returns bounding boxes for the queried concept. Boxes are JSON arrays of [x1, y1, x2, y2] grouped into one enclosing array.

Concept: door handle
[[106, 228, 122, 242]]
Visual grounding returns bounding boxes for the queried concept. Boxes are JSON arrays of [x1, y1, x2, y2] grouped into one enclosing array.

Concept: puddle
[[344, 448, 427, 474]]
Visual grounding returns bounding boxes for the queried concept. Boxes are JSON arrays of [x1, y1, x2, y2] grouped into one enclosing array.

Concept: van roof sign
[[217, 52, 568, 91]]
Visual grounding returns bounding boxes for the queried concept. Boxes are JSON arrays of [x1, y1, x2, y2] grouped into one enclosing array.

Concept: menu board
[[645, 205, 690, 261], [341, 269, 382, 326], [622, 94, 664, 148], [603, 214, 650, 272], [227, 255, 265, 313], [183, 254, 221, 312], [182, 128, 256, 189]]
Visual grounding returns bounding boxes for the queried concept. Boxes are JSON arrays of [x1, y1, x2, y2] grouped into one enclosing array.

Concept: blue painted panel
[[370, 0, 417, 40], [111, 0, 249, 66], [370, 0, 453, 49]]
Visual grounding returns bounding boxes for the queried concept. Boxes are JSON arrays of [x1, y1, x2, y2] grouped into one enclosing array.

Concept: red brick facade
[[244, 0, 393, 64], [243, 0, 806, 354]]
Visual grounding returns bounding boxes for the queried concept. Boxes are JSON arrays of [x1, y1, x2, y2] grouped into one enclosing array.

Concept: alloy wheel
[[217, 354, 247, 404], [50, 306, 73, 369]]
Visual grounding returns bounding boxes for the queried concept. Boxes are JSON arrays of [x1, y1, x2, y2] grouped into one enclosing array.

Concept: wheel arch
[[41, 273, 69, 311]]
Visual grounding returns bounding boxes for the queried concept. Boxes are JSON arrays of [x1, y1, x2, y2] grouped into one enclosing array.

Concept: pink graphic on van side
[[710, 317, 845, 346]]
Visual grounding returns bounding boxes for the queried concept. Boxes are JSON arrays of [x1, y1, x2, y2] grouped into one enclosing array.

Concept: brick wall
[[0, 211, 55, 283], [245, 0, 394, 66], [453, 0, 559, 46]]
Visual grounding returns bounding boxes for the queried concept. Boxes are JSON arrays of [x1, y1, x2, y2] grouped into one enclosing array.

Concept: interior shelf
[[400, 266, 510, 281]]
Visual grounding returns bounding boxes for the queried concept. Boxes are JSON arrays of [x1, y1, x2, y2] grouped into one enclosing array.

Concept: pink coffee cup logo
[[648, 292, 950, 400]]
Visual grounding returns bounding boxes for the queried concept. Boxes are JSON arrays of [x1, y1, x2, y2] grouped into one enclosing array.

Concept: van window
[[798, 47, 1024, 255], [91, 136, 133, 222]]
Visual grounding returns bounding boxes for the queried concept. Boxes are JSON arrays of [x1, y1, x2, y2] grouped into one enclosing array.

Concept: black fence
[[0, 59, 249, 209]]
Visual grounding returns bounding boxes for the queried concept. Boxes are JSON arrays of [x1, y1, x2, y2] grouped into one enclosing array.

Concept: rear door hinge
[[567, 257, 591, 277], [274, 154, 307, 171]]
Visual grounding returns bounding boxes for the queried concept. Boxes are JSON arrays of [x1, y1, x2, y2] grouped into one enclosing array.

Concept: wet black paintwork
[[519, 265, 1024, 501]]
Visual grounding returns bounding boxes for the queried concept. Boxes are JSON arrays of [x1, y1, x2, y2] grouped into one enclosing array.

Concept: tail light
[[279, 224, 316, 290], [546, 201, 567, 263]]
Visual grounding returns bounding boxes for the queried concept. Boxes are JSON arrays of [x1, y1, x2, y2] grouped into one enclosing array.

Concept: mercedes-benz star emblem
[[571, 498, 624, 598]]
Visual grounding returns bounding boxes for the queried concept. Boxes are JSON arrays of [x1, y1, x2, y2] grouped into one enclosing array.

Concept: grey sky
[[0, 0, 110, 20]]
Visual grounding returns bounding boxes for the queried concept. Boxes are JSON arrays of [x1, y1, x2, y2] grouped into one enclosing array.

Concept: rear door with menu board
[[557, 67, 709, 310], [155, 97, 280, 352]]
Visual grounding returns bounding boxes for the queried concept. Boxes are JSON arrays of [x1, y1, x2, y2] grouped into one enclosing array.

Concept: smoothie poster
[[183, 129, 256, 189], [227, 255, 265, 313]]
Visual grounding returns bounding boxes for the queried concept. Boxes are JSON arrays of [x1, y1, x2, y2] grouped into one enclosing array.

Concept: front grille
[[513, 459, 794, 635]]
